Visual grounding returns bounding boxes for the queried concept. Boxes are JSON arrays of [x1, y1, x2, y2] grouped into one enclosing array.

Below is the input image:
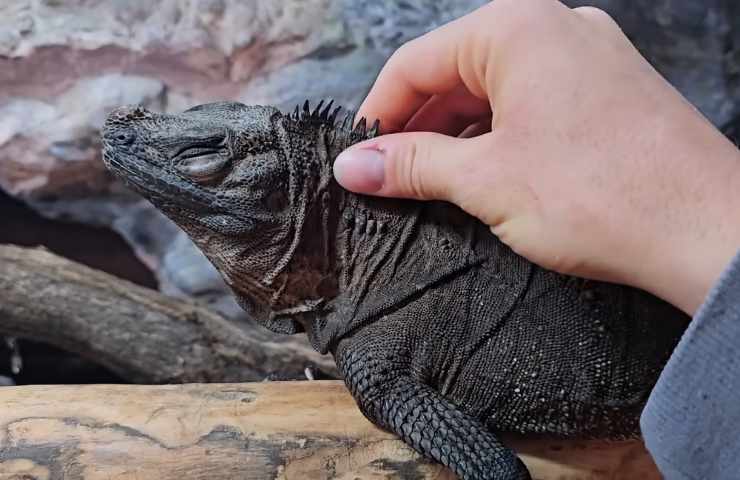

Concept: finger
[[334, 132, 485, 201], [404, 85, 492, 137], [355, 8, 490, 133]]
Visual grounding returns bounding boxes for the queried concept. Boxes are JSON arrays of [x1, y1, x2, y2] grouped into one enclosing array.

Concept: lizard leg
[[339, 348, 531, 480]]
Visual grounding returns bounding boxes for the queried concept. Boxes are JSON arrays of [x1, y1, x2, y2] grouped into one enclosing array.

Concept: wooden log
[[0, 381, 659, 480], [0, 245, 334, 383]]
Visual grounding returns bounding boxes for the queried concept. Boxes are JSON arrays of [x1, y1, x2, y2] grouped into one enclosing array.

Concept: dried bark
[[0, 382, 659, 480], [0, 245, 334, 383]]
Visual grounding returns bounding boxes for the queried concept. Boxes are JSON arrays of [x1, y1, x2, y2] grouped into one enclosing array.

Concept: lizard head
[[102, 101, 376, 336]]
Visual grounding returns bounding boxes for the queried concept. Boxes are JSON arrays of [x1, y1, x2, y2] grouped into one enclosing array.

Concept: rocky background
[[1, 0, 738, 384]]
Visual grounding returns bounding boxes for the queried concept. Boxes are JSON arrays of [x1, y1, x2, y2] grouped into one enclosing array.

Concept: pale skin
[[334, 0, 740, 315]]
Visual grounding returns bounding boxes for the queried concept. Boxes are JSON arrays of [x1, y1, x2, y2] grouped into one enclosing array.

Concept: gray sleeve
[[641, 249, 740, 480]]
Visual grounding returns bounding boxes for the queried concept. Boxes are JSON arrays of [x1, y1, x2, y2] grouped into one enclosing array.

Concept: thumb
[[333, 132, 470, 201]]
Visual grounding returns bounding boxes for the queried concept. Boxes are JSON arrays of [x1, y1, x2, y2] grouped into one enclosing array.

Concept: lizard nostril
[[108, 130, 136, 146]]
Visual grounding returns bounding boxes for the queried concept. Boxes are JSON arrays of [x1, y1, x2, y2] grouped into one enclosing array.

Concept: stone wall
[[1, 0, 738, 328]]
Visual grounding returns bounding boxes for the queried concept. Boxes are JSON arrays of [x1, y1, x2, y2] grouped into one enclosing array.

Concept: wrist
[[641, 127, 740, 315]]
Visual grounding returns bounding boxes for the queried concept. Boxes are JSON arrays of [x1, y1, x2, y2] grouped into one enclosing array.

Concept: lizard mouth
[[101, 144, 160, 196]]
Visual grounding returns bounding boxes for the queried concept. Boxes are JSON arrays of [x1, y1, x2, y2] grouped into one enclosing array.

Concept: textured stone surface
[[1, 0, 738, 329]]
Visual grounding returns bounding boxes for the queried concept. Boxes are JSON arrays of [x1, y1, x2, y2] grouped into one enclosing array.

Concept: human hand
[[333, 0, 740, 315]]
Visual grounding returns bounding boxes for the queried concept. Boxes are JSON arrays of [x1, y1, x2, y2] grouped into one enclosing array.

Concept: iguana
[[102, 101, 689, 480]]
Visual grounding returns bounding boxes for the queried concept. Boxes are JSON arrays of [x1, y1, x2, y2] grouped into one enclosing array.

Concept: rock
[[1, 0, 737, 332], [0, 74, 165, 199], [239, 48, 387, 112]]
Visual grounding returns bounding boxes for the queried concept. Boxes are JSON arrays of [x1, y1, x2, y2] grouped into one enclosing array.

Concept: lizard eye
[[176, 152, 230, 183]]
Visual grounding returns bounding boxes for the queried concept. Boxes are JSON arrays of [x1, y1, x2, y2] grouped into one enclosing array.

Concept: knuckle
[[488, 0, 557, 23], [573, 6, 609, 17], [574, 6, 617, 25], [403, 141, 427, 199], [383, 41, 421, 84], [484, 0, 566, 44], [389, 40, 418, 69], [390, 139, 431, 199]]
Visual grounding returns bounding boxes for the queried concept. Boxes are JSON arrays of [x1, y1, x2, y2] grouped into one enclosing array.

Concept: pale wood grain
[[0, 382, 660, 480]]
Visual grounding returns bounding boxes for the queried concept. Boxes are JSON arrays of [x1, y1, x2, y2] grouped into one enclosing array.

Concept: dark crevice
[[723, 114, 740, 146], [0, 189, 154, 385], [0, 339, 126, 385], [304, 44, 357, 61], [0, 190, 156, 287]]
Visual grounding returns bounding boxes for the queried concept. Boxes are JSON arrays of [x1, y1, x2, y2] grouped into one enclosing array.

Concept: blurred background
[[1, 0, 738, 386]]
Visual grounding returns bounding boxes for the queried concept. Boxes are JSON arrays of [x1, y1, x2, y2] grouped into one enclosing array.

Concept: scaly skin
[[102, 101, 689, 479]]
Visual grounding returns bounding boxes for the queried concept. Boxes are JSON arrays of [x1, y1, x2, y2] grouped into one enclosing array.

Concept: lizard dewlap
[[102, 100, 689, 480]]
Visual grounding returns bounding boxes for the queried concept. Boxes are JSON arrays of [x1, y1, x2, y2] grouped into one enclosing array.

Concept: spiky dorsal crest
[[289, 99, 380, 142]]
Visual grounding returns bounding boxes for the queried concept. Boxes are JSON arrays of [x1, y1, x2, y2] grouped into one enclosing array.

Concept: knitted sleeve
[[641, 249, 740, 479]]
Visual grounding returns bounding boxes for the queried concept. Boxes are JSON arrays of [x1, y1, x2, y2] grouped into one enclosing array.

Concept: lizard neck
[[262, 124, 371, 337]]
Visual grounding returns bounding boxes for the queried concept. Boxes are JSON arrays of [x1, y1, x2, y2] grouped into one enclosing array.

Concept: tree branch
[[0, 381, 659, 479], [0, 245, 334, 383]]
